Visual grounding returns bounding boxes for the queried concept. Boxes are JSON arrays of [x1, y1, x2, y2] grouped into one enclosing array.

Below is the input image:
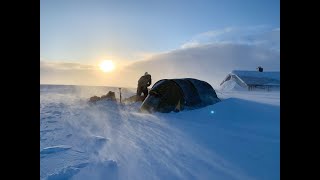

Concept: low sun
[[99, 60, 115, 72]]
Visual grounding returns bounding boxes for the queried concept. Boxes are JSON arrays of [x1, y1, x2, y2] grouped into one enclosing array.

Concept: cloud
[[41, 26, 280, 89], [181, 28, 233, 48], [40, 61, 119, 86], [124, 43, 279, 89], [181, 26, 280, 51], [133, 51, 158, 61], [40, 60, 142, 87], [41, 61, 95, 70]]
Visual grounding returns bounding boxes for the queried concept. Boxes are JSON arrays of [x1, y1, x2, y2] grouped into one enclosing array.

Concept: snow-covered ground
[[40, 85, 279, 180]]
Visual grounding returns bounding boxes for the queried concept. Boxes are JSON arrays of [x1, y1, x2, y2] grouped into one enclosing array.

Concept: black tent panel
[[185, 78, 220, 106], [171, 79, 202, 106]]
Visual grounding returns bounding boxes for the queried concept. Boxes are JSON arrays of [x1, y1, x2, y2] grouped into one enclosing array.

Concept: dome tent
[[140, 78, 220, 113]]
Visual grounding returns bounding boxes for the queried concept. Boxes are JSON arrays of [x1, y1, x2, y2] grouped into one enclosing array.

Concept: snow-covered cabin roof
[[225, 70, 280, 86]]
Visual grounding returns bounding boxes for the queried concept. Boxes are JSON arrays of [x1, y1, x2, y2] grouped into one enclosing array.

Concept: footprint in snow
[[87, 136, 108, 155], [40, 128, 63, 133], [52, 111, 61, 115], [69, 160, 118, 180], [92, 135, 108, 144], [92, 136, 109, 148], [47, 120, 57, 123], [46, 162, 89, 180], [40, 145, 72, 155]]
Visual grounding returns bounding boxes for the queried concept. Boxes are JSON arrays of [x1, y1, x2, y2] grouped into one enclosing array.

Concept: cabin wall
[[231, 75, 248, 88], [248, 85, 280, 91]]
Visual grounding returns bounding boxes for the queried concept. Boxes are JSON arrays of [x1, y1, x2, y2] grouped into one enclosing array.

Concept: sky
[[40, 0, 280, 87]]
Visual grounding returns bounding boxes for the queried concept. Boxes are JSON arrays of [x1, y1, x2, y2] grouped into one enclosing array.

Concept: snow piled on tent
[[40, 85, 279, 180]]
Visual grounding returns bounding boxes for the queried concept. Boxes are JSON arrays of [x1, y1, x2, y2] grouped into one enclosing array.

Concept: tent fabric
[[148, 79, 183, 113], [185, 78, 220, 106], [140, 78, 220, 113], [171, 79, 202, 106]]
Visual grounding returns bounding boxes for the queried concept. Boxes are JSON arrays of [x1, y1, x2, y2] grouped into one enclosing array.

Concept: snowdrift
[[40, 85, 279, 180]]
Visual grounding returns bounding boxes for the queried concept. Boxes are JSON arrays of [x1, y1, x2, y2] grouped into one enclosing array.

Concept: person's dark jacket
[[138, 74, 152, 88]]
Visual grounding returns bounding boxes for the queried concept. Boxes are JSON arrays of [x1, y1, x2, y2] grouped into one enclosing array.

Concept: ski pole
[[119, 88, 122, 104]]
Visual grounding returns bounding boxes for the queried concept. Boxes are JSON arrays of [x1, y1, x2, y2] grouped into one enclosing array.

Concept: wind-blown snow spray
[[41, 85, 272, 180]]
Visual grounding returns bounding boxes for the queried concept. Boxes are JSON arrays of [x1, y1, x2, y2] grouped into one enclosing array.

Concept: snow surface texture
[[40, 85, 279, 180]]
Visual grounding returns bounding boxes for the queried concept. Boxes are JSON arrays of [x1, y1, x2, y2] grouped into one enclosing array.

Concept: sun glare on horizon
[[99, 60, 115, 72]]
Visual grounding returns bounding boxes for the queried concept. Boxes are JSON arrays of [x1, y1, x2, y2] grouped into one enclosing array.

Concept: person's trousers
[[137, 86, 148, 97]]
